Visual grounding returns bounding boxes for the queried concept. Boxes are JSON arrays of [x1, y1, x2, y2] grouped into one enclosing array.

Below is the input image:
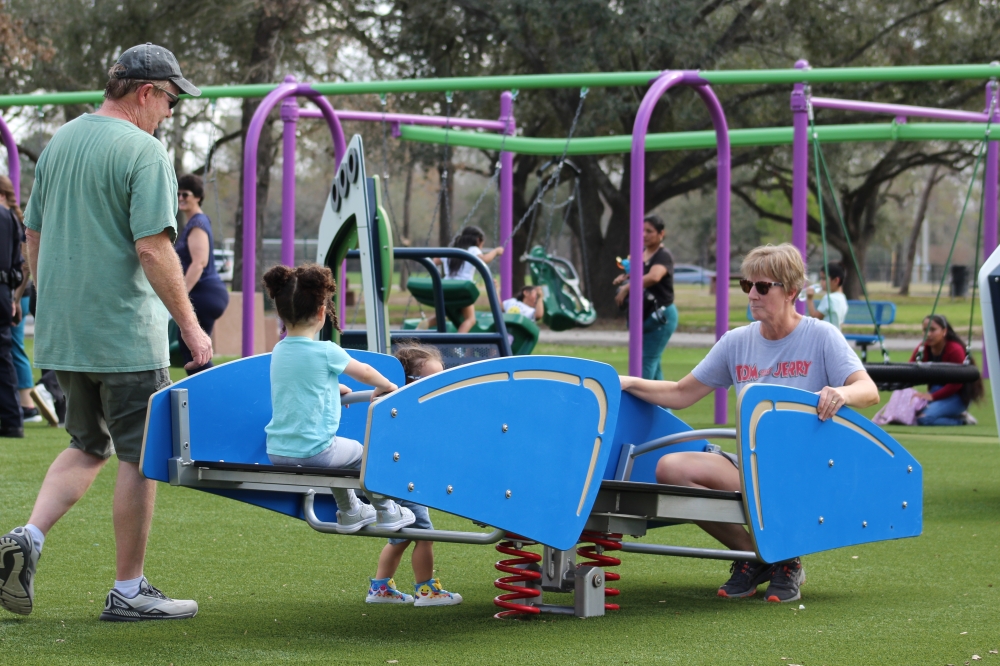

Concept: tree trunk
[[231, 0, 305, 293], [899, 165, 940, 296], [399, 149, 414, 290]]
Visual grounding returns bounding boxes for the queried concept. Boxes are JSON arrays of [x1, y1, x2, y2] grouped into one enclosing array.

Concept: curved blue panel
[[606, 392, 709, 483], [362, 356, 621, 550], [738, 384, 923, 564], [139, 349, 403, 521]]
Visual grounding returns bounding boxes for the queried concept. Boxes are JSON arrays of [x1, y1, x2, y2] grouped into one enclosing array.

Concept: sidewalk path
[[539, 329, 925, 351]]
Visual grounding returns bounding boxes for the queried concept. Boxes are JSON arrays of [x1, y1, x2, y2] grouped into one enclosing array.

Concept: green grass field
[[1, 345, 998, 664]]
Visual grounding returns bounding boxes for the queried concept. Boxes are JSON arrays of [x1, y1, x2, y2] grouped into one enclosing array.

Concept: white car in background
[[214, 249, 234, 282], [672, 263, 715, 285]]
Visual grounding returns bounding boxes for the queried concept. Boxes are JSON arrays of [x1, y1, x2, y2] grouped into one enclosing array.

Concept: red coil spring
[[577, 531, 622, 611], [493, 534, 542, 619]]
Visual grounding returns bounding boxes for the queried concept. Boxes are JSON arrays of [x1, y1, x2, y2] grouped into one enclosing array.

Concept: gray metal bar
[[535, 604, 576, 616], [630, 428, 736, 459], [620, 541, 759, 562], [341, 390, 373, 405], [302, 490, 506, 544], [170, 389, 192, 466]]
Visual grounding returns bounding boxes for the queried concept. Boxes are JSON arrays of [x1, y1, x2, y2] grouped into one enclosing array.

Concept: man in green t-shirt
[[0, 44, 211, 622]]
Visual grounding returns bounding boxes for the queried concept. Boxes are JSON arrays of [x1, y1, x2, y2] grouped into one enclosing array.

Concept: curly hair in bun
[[262, 263, 339, 330]]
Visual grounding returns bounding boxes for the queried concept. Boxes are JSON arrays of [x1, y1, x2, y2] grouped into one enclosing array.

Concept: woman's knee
[[655, 452, 697, 485]]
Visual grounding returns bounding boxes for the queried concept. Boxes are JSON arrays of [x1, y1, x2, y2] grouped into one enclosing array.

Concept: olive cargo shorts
[[56, 368, 171, 464]]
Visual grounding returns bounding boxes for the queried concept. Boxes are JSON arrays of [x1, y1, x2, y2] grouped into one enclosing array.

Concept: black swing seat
[[863, 361, 981, 392]]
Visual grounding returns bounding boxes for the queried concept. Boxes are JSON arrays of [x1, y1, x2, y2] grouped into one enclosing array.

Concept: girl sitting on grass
[[366, 342, 462, 607], [262, 263, 415, 534]]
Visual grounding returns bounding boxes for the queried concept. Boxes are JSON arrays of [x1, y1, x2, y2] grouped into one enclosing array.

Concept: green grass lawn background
[[1, 343, 998, 664]]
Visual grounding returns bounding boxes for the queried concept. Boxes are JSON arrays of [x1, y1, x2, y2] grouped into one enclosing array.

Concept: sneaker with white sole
[[962, 411, 978, 425], [21, 407, 43, 424], [337, 502, 377, 534], [0, 527, 39, 616], [376, 503, 416, 531], [100, 577, 197, 621], [365, 577, 414, 604], [29, 385, 58, 426], [413, 578, 462, 607]]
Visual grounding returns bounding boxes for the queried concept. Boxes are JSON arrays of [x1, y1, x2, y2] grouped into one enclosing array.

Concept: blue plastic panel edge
[[362, 355, 621, 550], [737, 383, 923, 564]]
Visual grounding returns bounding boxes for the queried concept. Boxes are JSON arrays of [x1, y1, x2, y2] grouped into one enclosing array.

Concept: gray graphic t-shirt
[[693, 317, 864, 394]]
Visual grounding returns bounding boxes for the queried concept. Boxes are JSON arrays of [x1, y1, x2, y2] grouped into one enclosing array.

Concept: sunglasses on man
[[151, 83, 179, 110], [739, 279, 784, 296]]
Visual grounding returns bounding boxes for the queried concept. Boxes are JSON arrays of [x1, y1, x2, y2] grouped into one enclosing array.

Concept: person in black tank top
[[613, 215, 678, 379], [174, 175, 229, 374]]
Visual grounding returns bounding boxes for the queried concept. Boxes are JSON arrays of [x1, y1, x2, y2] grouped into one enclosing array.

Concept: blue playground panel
[[139, 348, 405, 522], [737, 384, 922, 563], [604, 392, 709, 484], [362, 356, 621, 550]]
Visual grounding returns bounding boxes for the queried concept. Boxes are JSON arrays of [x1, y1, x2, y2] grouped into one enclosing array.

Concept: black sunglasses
[[739, 279, 784, 295], [152, 83, 179, 110]]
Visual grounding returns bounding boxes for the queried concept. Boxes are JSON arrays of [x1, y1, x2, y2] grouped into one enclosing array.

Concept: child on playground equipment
[[503, 285, 544, 321], [365, 342, 463, 607], [429, 225, 504, 333], [261, 263, 416, 534]]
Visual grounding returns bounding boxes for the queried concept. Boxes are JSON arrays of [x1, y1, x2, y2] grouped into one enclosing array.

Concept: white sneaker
[[29, 385, 58, 427], [376, 503, 416, 531], [962, 412, 978, 425], [336, 502, 377, 534], [99, 578, 197, 621], [0, 527, 39, 616]]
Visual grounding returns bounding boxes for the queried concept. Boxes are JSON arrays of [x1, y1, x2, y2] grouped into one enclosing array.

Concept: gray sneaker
[[0, 527, 39, 615], [376, 502, 416, 531], [336, 502, 377, 534], [100, 578, 198, 621]]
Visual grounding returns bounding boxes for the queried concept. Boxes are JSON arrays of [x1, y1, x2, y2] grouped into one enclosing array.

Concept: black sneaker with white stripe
[[0, 527, 39, 616], [100, 578, 198, 621]]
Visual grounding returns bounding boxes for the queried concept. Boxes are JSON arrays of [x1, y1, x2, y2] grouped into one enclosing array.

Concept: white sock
[[24, 524, 45, 554], [114, 575, 144, 599]]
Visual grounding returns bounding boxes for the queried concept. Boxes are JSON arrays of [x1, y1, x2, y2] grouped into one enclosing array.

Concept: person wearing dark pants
[[0, 193, 24, 437], [174, 174, 228, 374]]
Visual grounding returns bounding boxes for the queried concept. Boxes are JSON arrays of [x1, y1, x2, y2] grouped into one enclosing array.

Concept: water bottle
[[797, 283, 822, 301]]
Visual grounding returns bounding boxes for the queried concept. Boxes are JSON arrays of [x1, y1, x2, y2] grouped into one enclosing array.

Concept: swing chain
[[501, 87, 588, 251]]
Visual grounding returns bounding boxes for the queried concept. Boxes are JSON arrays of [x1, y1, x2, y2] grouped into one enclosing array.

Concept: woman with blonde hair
[[620, 243, 879, 604]]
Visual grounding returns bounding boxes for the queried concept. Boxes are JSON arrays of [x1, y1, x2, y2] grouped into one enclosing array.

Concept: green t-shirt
[[24, 114, 178, 372]]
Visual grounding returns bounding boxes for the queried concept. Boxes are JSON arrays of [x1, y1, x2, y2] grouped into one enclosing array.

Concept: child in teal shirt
[[262, 263, 414, 533]]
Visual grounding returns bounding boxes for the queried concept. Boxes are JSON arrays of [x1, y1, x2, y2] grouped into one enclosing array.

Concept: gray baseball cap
[[113, 43, 201, 97]]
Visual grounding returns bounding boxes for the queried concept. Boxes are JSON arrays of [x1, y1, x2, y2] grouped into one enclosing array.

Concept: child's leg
[[375, 541, 411, 579], [411, 540, 434, 582], [457, 304, 476, 333]]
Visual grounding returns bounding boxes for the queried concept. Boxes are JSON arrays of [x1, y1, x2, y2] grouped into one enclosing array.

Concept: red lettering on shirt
[[736, 359, 812, 383]]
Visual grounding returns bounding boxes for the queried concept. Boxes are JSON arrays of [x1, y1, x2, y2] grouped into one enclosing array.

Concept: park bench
[[843, 299, 896, 362]]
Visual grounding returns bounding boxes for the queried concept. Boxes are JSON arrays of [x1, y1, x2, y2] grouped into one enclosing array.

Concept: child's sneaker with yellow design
[[413, 578, 462, 607], [365, 577, 413, 604]]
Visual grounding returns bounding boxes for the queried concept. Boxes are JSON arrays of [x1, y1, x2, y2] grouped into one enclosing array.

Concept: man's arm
[[533, 287, 544, 319], [619, 372, 715, 410], [135, 230, 212, 370], [25, 228, 39, 287]]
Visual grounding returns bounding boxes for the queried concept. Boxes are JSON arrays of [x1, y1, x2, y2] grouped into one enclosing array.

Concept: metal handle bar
[[630, 428, 737, 459], [341, 390, 374, 405], [303, 490, 506, 545]]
